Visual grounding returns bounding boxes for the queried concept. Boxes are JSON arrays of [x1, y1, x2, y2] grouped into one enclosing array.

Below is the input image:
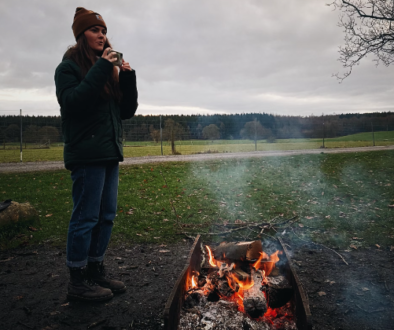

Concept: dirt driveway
[[1, 146, 393, 173]]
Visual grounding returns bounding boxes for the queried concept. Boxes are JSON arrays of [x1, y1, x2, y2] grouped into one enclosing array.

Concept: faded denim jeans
[[66, 163, 119, 268]]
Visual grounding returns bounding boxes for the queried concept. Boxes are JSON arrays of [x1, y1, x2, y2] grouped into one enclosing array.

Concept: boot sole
[[67, 292, 113, 302]]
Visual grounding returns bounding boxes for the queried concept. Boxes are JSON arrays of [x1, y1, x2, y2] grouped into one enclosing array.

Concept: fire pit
[[163, 236, 312, 330]]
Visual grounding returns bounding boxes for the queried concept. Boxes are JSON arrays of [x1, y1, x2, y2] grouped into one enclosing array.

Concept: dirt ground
[[0, 239, 394, 330], [1, 145, 394, 173]]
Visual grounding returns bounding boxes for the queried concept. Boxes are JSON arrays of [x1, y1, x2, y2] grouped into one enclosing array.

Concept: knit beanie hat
[[72, 7, 107, 40]]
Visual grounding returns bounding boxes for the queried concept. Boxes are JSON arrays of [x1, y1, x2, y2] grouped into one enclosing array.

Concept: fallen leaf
[[321, 192, 324, 196], [352, 237, 363, 240], [153, 237, 160, 239], [376, 244, 381, 249], [61, 302, 69, 307], [45, 214, 53, 217], [317, 291, 326, 296], [305, 216, 313, 220], [298, 224, 304, 228], [390, 246, 394, 252], [163, 219, 169, 222], [136, 233, 142, 236], [159, 250, 170, 253], [329, 281, 336, 285], [362, 287, 369, 292], [350, 245, 358, 250], [28, 226, 37, 232], [325, 215, 331, 219], [333, 185, 337, 188], [50, 311, 60, 316], [388, 205, 394, 208]]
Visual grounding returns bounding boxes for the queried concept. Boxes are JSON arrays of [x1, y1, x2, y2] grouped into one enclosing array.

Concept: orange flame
[[206, 245, 217, 267], [252, 251, 269, 269], [252, 250, 281, 276], [191, 275, 197, 288]]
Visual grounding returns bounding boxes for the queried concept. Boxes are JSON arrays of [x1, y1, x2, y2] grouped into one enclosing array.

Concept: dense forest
[[1, 112, 394, 143]]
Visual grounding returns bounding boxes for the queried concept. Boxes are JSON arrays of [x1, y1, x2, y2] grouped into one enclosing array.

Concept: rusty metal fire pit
[[163, 235, 312, 330]]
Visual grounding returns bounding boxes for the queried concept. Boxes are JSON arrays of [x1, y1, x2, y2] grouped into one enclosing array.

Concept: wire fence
[[1, 111, 394, 162]]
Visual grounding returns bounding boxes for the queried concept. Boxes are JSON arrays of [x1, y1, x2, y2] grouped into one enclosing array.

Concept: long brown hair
[[65, 33, 122, 103]]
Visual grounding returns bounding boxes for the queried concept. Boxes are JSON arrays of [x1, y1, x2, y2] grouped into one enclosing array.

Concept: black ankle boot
[[67, 266, 113, 302], [87, 261, 126, 294]]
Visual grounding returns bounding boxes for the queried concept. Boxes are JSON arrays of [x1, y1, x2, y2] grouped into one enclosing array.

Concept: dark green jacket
[[54, 56, 138, 170]]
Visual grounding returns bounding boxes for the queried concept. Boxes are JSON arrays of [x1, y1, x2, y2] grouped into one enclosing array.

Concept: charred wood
[[218, 278, 236, 297], [213, 241, 262, 262], [243, 269, 267, 318], [184, 290, 204, 309], [266, 275, 293, 309]]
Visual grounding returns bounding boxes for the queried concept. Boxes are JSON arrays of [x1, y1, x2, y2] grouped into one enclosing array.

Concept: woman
[[54, 7, 138, 302]]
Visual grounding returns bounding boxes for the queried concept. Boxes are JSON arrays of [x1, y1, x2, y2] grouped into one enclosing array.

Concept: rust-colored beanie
[[72, 7, 107, 40]]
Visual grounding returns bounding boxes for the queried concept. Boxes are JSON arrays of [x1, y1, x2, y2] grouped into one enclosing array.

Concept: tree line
[[1, 112, 394, 143]]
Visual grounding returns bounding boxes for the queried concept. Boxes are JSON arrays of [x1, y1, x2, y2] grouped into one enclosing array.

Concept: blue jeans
[[66, 163, 119, 268]]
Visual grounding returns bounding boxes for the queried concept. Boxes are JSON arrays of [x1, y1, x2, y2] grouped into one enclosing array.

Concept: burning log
[[233, 268, 250, 281], [266, 275, 293, 309], [213, 241, 262, 262], [243, 269, 267, 318]]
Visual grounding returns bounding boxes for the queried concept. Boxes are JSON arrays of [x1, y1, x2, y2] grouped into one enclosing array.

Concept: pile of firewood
[[184, 240, 294, 321]]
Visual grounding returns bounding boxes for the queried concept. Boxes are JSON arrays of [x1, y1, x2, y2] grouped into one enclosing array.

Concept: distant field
[[1, 131, 393, 163]]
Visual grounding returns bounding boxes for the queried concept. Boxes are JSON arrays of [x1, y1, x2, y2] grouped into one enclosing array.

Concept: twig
[[291, 227, 349, 266], [259, 232, 277, 240], [192, 226, 252, 236], [87, 319, 107, 329]]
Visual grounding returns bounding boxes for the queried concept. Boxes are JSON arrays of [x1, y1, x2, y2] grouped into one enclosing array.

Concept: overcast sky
[[0, 0, 393, 117]]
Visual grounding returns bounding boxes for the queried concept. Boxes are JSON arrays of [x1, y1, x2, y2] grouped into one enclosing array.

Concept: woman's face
[[84, 25, 107, 53]]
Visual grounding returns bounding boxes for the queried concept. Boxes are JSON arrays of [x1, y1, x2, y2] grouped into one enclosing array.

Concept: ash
[[179, 294, 297, 330]]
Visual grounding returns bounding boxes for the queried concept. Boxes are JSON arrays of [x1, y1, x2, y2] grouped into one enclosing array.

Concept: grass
[[1, 131, 394, 163], [1, 150, 393, 251]]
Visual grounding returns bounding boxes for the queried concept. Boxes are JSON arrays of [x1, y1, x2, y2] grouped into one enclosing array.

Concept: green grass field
[[1, 150, 393, 252], [1, 131, 394, 163]]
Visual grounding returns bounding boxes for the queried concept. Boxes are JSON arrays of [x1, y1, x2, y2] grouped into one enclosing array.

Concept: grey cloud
[[0, 0, 393, 116]]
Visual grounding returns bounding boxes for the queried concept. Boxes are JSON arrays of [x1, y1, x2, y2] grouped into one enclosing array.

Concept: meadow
[[1, 150, 393, 252], [1, 131, 394, 163]]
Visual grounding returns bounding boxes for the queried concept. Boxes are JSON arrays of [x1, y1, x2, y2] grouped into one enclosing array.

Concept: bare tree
[[162, 119, 185, 154], [329, 0, 394, 80], [202, 124, 220, 141]]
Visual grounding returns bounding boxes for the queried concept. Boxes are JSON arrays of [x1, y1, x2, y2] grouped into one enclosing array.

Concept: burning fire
[[201, 245, 283, 316], [206, 245, 223, 268], [185, 242, 294, 328], [252, 250, 281, 276], [191, 275, 197, 288]]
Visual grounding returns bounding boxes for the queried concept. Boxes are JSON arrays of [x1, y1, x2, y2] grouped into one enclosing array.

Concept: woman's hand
[[101, 47, 118, 64], [120, 58, 133, 72]]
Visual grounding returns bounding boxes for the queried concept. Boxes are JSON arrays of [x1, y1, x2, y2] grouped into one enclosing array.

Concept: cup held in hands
[[107, 49, 123, 67]]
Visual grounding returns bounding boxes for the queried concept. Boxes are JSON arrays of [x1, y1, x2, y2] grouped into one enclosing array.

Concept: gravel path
[[1, 145, 393, 173]]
